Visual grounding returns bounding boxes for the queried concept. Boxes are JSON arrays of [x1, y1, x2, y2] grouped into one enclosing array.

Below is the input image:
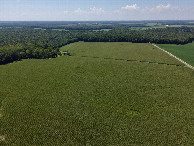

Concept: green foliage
[[1, 22, 194, 65], [80, 27, 194, 44], [0, 47, 21, 65], [0, 42, 194, 145], [158, 42, 194, 66], [0, 28, 78, 64]]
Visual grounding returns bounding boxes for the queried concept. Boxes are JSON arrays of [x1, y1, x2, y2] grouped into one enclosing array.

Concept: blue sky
[[0, 0, 194, 21]]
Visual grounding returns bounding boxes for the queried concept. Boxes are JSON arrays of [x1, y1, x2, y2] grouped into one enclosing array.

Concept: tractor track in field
[[0, 107, 5, 142], [0, 108, 2, 118], [79, 55, 185, 67], [152, 44, 194, 70]]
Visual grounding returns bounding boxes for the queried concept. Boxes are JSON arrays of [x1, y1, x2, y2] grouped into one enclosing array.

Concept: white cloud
[[121, 4, 139, 10], [3, 3, 191, 21], [156, 4, 171, 10], [73, 7, 104, 14], [90, 7, 104, 13], [140, 4, 183, 20], [64, 11, 69, 14], [112, 4, 188, 20], [63, 4, 193, 21], [74, 8, 85, 13], [150, 4, 173, 12]]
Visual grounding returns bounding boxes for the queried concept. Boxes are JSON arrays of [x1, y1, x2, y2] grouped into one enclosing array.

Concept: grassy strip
[[157, 42, 194, 67], [153, 44, 194, 70]]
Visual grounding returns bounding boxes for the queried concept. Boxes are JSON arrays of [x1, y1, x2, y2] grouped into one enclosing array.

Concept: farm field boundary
[[77, 55, 185, 67], [152, 44, 194, 70]]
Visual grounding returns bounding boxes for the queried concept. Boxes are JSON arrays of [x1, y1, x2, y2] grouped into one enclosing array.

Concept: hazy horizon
[[1, 20, 194, 22]]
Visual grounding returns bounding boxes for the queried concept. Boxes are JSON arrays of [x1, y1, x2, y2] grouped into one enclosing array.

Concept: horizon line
[[0, 20, 194, 22]]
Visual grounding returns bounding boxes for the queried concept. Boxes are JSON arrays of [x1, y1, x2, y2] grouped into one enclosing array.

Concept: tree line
[[1, 26, 194, 65], [0, 28, 79, 64], [80, 27, 194, 44]]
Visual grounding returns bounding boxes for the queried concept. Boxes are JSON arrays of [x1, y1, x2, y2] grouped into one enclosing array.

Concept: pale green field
[[158, 42, 194, 66]]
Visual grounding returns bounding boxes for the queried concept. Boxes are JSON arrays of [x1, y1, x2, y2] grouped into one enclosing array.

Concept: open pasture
[[0, 42, 194, 145]]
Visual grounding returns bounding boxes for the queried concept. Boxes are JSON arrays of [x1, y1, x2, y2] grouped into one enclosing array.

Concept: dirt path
[[152, 44, 194, 70]]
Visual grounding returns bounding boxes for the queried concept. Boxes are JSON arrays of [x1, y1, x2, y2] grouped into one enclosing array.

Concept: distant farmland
[[0, 42, 194, 145]]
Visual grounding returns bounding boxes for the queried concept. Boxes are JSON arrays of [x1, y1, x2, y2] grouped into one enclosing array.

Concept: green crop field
[[52, 29, 69, 31], [158, 42, 194, 66], [34, 28, 46, 30], [0, 42, 194, 145], [93, 29, 112, 32]]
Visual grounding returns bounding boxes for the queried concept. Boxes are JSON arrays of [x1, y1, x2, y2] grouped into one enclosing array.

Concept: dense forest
[[1, 21, 194, 65], [0, 28, 79, 64], [80, 27, 194, 44]]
